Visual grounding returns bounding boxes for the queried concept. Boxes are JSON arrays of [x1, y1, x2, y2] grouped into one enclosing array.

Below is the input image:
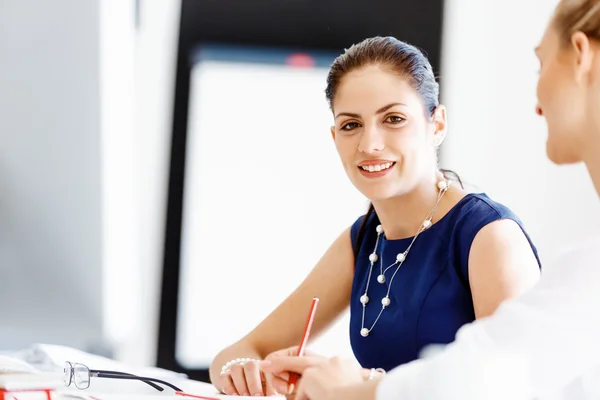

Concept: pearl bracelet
[[368, 368, 386, 380], [220, 357, 260, 375]]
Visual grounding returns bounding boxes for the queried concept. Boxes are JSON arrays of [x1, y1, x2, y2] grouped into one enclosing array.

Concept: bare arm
[[209, 225, 356, 385], [468, 219, 541, 319]]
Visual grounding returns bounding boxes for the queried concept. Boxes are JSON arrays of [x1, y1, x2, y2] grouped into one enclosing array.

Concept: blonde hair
[[554, 0, 600, 43]]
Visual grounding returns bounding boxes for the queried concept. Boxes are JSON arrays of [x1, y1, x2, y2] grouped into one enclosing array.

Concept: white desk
[[55, 378, 283, 400]]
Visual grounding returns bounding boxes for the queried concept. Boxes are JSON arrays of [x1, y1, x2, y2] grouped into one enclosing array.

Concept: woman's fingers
[[218, 372, 238, 395], [262, 355, 324, 374], [271, 374, 292, 395], [262, 371, 279, 396], [229, 363, 251, 395], [243, 361, 265, 396]]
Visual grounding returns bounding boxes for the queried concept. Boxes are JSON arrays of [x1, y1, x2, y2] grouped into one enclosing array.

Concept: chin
[[358, 185, 407, 202], [364, 192, 394, 202], [350, 171, 413, 202], [546, 139, 582, 165], [546, 142, 562, 165]]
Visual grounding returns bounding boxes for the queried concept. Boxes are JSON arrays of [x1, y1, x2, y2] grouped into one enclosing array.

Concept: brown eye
[[341, 122, 360, 131], [386, 116, 405, 124]]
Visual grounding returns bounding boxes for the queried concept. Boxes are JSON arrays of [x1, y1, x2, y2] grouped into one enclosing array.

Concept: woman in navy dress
[[209, 36, 542, 396]]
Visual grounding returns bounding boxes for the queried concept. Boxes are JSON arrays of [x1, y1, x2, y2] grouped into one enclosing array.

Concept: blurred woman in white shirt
[[261, 0, 600, 398]]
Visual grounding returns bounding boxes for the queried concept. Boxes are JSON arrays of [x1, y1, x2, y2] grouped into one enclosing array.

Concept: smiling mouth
[[358, 162, 396, 173]]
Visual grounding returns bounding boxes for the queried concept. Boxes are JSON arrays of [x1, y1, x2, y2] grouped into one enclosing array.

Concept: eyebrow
[[334, 102, 407, 119]]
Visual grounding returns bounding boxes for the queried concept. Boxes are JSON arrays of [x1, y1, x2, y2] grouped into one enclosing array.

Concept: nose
[[358, 124, 385, 154], [535, 105, 543, 116]]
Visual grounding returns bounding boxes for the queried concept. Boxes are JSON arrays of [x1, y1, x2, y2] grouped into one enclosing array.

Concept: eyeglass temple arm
[[91, 370, 183, 392], [90, 370, 163, 392], [130, 375, 182, 392]]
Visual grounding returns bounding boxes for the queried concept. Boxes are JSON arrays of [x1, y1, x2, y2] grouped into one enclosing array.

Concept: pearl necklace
[[359, 179, 451, 337]]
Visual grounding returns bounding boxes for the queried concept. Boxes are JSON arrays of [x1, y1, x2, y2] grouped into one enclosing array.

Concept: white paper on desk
[[0, 371, 63, 390], [3, 344, 189, 396], [10, 344, 187, 380], [61, 380, 284, 400], [0, 355, 38, 373], [175, 380, 285, 399]]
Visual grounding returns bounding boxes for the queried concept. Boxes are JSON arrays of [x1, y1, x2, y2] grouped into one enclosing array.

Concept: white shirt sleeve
[[376, 239, 600, 400]]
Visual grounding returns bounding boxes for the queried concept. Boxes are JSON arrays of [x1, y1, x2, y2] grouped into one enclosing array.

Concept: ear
[[570, 31, 594, 83], [330, 126, 336, 140], [431, 105, 447, 147]]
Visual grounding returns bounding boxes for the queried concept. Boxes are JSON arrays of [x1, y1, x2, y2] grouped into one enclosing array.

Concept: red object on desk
[[0, 388, 52, 400], [288, 297, 320, 388]]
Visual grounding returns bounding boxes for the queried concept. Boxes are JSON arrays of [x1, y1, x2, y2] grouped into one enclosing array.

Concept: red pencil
[[288, 297, 320, 388]]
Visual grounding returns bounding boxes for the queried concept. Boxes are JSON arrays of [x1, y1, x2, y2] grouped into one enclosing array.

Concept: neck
[[372, 173, 444, 240], [583, 136, 600, 199]]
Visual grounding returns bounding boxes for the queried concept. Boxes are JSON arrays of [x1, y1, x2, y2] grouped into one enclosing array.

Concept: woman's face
[[331, 64, 446, 201], [535, 22, 599, 164]]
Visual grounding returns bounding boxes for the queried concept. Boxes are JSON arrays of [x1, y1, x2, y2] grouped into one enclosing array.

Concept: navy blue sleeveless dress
[[349, 193, 541, 371]]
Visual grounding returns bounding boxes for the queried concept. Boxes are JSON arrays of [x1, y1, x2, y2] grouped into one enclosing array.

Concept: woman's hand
[[218, 346, 326, 396], [218, 357, 272, 396], [262, 346, 328, 395], [295, 357, 369, 400], [263, 356, 374, 400]]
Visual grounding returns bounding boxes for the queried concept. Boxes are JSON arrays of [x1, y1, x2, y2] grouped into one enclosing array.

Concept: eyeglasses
[[63, 361, 183, 392]]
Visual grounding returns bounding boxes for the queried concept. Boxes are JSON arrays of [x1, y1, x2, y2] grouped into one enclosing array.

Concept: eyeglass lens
[[73, 363, 91, 389], [63, 361, 73, 386]]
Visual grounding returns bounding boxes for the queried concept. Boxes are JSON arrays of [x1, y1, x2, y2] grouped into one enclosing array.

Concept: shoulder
[[464, 196, 542, 287], [459, 194, 537, 250], [448, 193, 530, 238], [453, 193, 518, 221], [446, 193, 540, 269], [468, 218, 541, 274]]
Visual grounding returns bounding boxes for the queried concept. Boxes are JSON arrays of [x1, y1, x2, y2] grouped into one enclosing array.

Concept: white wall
[[0, 0, 180, 365], [99, 0, 139, 361], [0, 0, 157, 364], [122, 0, 182, 366], [440, 0, 600, 266], [0, 0, 105, 351]]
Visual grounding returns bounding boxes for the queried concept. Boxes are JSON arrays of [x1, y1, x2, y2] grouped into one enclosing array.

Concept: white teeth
[[360, 162, 394, 172]]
